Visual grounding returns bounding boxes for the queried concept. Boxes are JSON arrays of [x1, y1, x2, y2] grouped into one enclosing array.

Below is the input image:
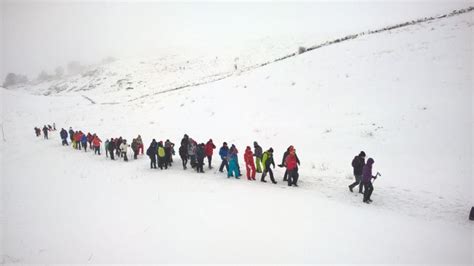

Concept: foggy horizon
[[1, 0, 470, 81]]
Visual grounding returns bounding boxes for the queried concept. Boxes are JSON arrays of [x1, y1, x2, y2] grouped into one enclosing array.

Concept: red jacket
[[74, 133, 82, 142], [285, 153, 298, 170], [244, 147, 254, 164], [92, 136, 102, 147], [205, 141, 216, 156]]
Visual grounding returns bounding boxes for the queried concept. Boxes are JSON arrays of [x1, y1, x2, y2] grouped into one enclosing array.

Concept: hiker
[[157, 141, 167, 169], [81, 132, 88, 151], [131, 138, 139, 160], [181, 134, 190, 148], [253, 141, 263, 173], [179, 142, 188, 169], [60, 128, 68, 146], [261, 148, 277, 184], [68, 127, 74, 143], [147, 139, 158, 169], [362, 158, 376, 203], [87, 133, 93, 149], [120, 139, 130, 161], [285, 147, 300, 186], [53, 122, 56, 130], [74, 131, 82, 150], [137, 135, 144, 155], [279, 146, 291, 181], [108, 138, 116, 160], [42, 125, 49, 139], [104, 139, 110, 158], [227, 144, 240, 178], [205, 139, 216, 169], [116, 137, 123, 157], [218, 142, 229, 173], [34, 127, 41, 137], [92, 134, 102, 155], [188, 138, 197, 168], [196, 143, 206, 173], [244, 146, 256, 180], [165, 139, 175, 166], [349, 151, 366, 194]]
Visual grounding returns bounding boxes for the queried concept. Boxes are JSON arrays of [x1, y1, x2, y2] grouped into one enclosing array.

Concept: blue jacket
[[81, 135, 88, 144], [219, 146, 229, 160]]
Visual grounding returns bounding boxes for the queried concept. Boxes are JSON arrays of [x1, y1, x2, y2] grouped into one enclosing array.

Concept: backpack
[[158, 147, 165, 157]]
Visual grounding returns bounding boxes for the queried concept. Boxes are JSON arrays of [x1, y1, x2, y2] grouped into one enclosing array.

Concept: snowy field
[[1, 6, 473, 265]]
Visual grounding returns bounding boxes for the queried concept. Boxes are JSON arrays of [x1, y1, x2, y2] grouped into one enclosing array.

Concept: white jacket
[[120, 143, 129, 153]]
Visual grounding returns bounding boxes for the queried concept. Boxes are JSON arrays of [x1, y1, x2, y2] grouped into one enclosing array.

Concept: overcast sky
[[0, 0, 470, 80]]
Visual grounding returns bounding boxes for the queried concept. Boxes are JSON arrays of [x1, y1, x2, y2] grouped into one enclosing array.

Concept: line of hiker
[[48, 128, 302, 187], [348, 151, 379, 204]]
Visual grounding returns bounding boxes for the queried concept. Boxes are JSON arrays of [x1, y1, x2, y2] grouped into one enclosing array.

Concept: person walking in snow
[[60, 128, 68, 146], [261, 148, 277, 184], [120, 139, 130, 161], [104, 139, 110, 158], [179, 141, 189, 170], [131, 138, 139, 160], [188, 139, 197, 168], [116, 137, 123, 157], [81, 132, 88, 152], [42, 125, 49, 139], [87, 132, 93, 150], [68, 127, 74, 143], [147, 139, 158, 169], [205, 139, 216, 169], [218, 142, 229, 173], [196, 143, 206, 173], [157, 141, 167, 169], [74, 131, 82, 150], [108, 138, 116, 160], [253, 141, 263, 173], [285, 147, 300, 186], [137, 135, 144, 155], [362, 158, 377, 203], [279, 146, 291, 181], [34, 127, 41, 137], [227, 144, 240, 178], [349, 151, 366, 194], [92, 134, 102, 155], [244, 146, 256, 180], [165, 139, 175, 167]]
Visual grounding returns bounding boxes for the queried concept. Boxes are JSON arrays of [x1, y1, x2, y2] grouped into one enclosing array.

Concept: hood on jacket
[[367, 158, 374, 165]]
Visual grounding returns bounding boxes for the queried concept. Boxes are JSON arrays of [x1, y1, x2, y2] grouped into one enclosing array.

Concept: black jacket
[[352, 155, 365, 175]]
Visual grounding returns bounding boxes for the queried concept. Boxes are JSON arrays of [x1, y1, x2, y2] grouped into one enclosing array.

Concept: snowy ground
[[1, 8, 473, 264]]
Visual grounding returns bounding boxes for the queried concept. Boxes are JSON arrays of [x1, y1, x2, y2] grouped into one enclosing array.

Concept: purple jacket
[[362, 158, 374, 183]]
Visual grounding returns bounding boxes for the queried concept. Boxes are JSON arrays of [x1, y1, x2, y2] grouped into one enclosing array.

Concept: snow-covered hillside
[[1, 8, 473, 264]]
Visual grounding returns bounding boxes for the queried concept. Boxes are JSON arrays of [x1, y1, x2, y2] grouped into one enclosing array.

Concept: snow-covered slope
[[1, 9, 473, 264]]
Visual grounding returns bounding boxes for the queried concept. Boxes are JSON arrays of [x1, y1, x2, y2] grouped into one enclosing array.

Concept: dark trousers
[[150, 156, 157, 169], [94, 146, 100, 155], [106, 149, 108, 158], [133, 149, 138, 159], [82, 142, 87, 152], [283, 169, 288, 181], [287, 168, 299, 186], [349, 174, 363, 193], [363, 181, 374, 202], [122, 152, 128, 161], [158, 157, 167, 169], [109, 149, 115, 160], [190, 155, 196, 168], [197, 158, 204, 173], [62, 138, 68, 146], [207, 156, 212, 168], [219, 159, 229, 172], [261, 167, 276, 183], [181, 156, 188, 169]]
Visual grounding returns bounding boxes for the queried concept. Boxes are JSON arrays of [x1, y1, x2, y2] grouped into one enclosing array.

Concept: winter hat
[[367, 158, 374, 165], [223, 142, 227, 146], [269, 148, 273, 153], [253, 141, 258, 146], [359, 151, 366, 157]]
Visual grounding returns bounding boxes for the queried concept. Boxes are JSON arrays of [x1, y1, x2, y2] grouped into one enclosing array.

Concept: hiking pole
[[373, 172, 381, 183]]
